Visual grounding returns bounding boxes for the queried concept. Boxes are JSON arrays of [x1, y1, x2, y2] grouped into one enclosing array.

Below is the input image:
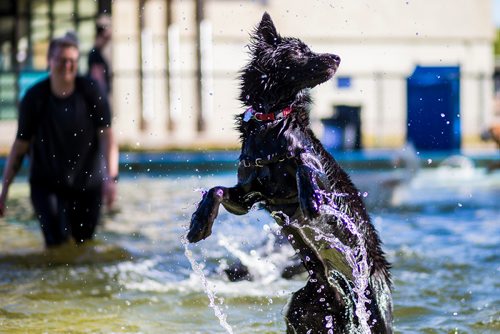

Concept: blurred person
[[87, 16, 112, 96], [481, 124, 500, 149], [0, 32, 119, 248], [87, 17, 120, 205], [481, 123, 500, 172]]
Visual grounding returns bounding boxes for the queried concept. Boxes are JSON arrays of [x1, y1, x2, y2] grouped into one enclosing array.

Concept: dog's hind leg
[[284, 279, 348, 334], [187, 185, 258, 243]]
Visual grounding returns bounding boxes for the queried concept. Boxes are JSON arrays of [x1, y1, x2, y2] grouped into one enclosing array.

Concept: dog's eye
[[293, 49, 305, 57], [294, 47, 310, 58]]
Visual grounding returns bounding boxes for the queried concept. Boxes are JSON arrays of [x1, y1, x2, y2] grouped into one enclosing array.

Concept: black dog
[[188, 13, 393, 333]]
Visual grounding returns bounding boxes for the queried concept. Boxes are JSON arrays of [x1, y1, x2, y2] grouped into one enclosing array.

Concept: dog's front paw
[[186, 188, 224, 243], [187, 210, 213, 243]]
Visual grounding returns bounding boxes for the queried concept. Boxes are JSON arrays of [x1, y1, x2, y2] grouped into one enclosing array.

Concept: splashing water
[[217, 228, 297, 284], [181, 235, 234, 334], [183, 187, 372, 332], [319, 191, 372, 327], [272, 189, 373, 333], [218, 235, 280, 284]]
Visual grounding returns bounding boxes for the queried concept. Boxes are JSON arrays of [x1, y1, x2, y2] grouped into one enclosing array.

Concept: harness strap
[[239, 151, 295, 168], [239, 146, 317, 168]]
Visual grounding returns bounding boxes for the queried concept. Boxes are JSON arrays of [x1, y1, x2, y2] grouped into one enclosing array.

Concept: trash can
[[321, 105, 362, 151]]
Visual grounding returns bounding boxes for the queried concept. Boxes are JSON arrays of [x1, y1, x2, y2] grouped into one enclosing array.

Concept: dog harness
[[243, 106, 293, 122], [239, 147, 317, 168], [240, 151, 295, 167]]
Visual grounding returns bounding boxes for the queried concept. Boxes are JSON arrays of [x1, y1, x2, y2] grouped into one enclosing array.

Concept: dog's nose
[[331, 54, 341, 65]]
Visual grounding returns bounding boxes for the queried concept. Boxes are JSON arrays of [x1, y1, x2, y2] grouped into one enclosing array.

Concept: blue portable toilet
[[406, 66, 461, 151]]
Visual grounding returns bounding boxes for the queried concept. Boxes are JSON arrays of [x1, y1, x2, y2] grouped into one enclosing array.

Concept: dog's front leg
[[187, 185, 255, 243], [296, 162, 329, 220]]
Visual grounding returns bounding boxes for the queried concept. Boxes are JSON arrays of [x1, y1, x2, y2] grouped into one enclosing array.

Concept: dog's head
[[240, 13, 340, 106]]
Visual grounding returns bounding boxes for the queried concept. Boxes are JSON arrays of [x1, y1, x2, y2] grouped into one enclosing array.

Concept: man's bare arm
[[99, 127, 119, 209], [0, 139, 30, 216]]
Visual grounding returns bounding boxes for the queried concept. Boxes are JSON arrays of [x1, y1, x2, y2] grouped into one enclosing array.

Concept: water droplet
[[325, 315, 333, 328]]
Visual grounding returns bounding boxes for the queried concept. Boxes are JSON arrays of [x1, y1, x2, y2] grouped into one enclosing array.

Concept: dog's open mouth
[[321, 53, 340, 77], [328, 64, 339, 76]]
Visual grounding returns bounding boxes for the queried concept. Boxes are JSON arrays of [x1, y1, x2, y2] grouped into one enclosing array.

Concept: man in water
[[0, 32, 119, 247], [88, 16, 112, 96]]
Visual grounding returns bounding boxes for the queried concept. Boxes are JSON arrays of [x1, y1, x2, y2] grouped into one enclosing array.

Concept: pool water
[[0, 165, 498, 333]]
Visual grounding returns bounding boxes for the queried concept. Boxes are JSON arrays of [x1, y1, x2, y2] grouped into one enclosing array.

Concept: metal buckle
[[255, 158, 264, 167]]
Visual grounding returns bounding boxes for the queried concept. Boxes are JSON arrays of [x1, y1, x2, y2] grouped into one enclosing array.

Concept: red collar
[[243, 106, 293, 122]]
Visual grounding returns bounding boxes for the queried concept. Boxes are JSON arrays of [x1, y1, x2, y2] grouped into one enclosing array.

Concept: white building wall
[[110, 0, 495, 150], [140, 0, 169, 147], [112, 0, 142, 146]]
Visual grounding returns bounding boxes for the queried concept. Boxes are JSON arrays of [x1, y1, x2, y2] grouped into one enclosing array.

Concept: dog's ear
[[256, 12, 280, 45]]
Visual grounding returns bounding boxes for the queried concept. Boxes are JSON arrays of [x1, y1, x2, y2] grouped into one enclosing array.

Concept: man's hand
[[0, 191, 7, 217], [103, 178, 117, 211]]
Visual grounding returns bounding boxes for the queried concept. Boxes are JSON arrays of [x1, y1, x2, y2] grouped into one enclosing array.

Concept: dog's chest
[[240, 123, 306, 199], [254, 163, 297, 198]]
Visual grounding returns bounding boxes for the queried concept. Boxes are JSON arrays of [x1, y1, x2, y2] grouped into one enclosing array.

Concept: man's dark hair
[[47, 32, 79, 59], [96, 25, 110, 37]]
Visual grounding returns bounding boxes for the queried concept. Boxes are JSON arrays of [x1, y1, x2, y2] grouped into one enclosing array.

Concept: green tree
[[495, 28, 500, 55]]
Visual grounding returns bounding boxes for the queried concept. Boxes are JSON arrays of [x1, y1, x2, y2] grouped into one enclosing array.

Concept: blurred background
[[0, 1, 499, 333], [0, 0, 499, 153]]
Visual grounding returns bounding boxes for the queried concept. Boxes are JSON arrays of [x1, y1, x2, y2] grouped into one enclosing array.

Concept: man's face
[[49, 46, 79, 83]]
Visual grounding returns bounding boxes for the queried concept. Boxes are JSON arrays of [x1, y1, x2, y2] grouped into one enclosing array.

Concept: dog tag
[[243, 108, 253, 122]]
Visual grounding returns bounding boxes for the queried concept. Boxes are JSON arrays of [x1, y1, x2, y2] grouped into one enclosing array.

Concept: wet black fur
[[188, 13, 393, 333]]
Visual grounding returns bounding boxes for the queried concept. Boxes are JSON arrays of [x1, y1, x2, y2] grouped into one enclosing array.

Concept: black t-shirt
[[87, 47, 111, 94], [17, 77, 111, 190]]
